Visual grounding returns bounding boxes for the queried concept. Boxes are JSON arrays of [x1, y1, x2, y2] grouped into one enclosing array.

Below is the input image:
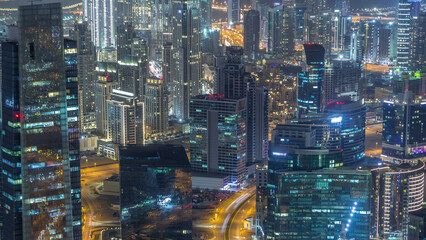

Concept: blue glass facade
[[382, 95, 426, 162], [1, 41, 22, 240], [297, 44, 325, 116], [266, 169, 371, 239], [64, 38, 82, 239], [326, 99, 366, 164]]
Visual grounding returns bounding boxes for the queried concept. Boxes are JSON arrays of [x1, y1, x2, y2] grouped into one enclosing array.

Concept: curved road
[[226, 194, 255, 240], [81, 160, 119, 240]]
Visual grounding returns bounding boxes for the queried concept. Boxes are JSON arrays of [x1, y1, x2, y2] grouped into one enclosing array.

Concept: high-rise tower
[[297, 44, 326, 115], [64, 38, 82, 240], [244, 10, 260, 62], [228, 0, 240, 28], [18, 3, 74, 239], [396, 0, 421, 71], [1, 40, 22, 240]]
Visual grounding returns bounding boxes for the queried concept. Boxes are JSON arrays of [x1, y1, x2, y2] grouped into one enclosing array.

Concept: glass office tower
[[189, 94, 247, 184], [18, 3, 74, 239], [325, 98, 366, 164], [382, 93, 426, 163], [64, 38, 82, 239], [1, 41, 22, 240], [120, 144, 192, 239], [266, 169, 371, 239], [297, 44, 326, 116]]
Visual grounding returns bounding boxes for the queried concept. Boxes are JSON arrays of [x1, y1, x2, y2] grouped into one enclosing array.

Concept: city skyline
[[0, 0, 425, 239]]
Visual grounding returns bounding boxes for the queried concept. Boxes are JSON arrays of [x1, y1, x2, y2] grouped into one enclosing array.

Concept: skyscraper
[[1, 40, 22, 240], [120, 144, 192, 239], [64, 38, 82, 239], [189, 95, 247, 185], [297, 44, 326, 115], [69, 22, 96, 131], [265, 124, 368, 239], [200, 0, 213, 30], [188, 8, 202, 98], [85, 0, 116, 49], [382, 92, 426, 163], [244, 10, 260, 62], [268, 5, 283, 57], [106, 89, 143, 145], [116, 22, 136, 62], [413, 11, 426, 70], [325, 98, 366, 164], [118, 57, 140, 96], [171, 0, 195, 121], [281, 0, 296, 58], [18, 3, 74, 238], [266, 169, 371, 239], [227, 0, 240, 27], [246, 78, 269, 165], [215, 47, 247, 99], [94, 62, 120, 136], [309, 12, 333, 57], [324, 59, 362, 103], [396, 0, 421, 71], [145, 77, 169, 134], [367, 160, 425, 238]]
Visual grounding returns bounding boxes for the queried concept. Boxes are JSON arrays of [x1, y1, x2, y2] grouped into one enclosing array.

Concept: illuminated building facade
[[263, 123, 370, 240], [118, 57, 140, 96], [413, 11, 426, 70], [297, 44, 326, 115], [227, 0, 240, 27], [64, 39, 82, 239], [368, 161, 425, 238], [305, 12, 333, 58], [189, 95, 247, 184], [120, 144, 192, 239], [265, 169, 370, 239], [1, 41, 22, 240], [18, 3, 74, 238], [325, 99, 366, 164], [269, 124, 344, 171], [69, 22, 96, 130], [188, 8, 202, 99], [289, 114, 342, 151], [171, 0, 193, 121], [396, 0, 421, 71], [382, 93, 426, 163], [94, 62, 119, 136], [144, 77, 169, 134], [85, 0, 116, 49], [106, 89, 144, 145]]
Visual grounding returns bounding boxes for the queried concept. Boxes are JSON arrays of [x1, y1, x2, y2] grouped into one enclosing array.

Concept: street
[[81, 156, 120, 240], [365, 123, 382, 157], [193, 186, 256, 240]]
